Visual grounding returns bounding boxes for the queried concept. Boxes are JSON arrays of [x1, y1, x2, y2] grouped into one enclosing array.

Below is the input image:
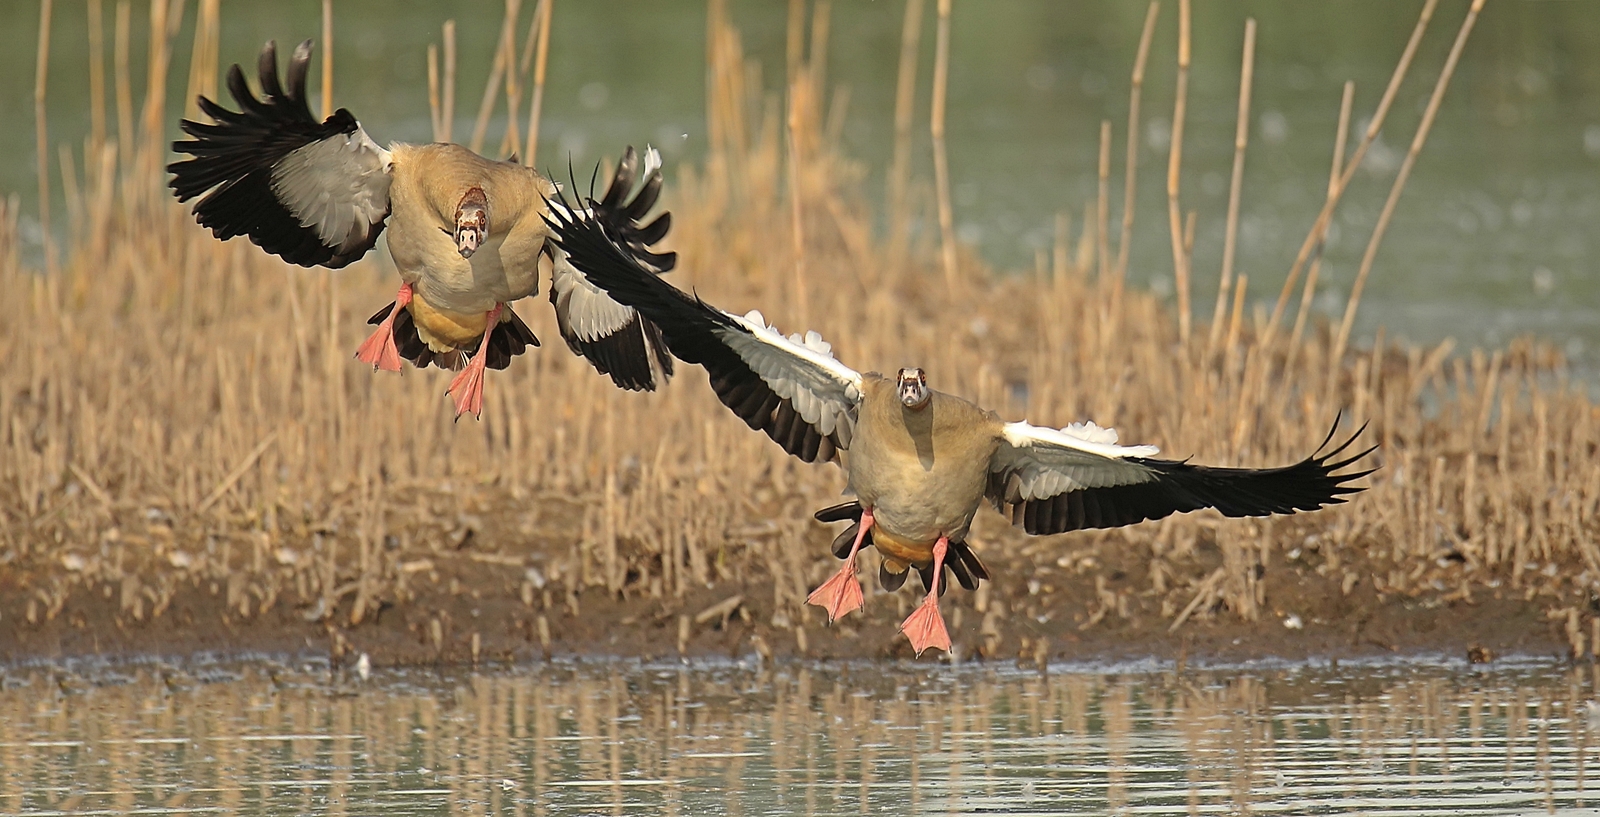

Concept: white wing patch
[[549, 244, 638, 340], [992, 420, 1162, 501], [270, 126, 392, 255], [717, 310, 863, 440]]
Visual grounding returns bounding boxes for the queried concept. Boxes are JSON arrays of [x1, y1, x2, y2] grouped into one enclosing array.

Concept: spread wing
[[545, 176, 862, 463], [169, 39, 391, 269], [547, 146, 675, 391], [987, 417, 1375, 535]]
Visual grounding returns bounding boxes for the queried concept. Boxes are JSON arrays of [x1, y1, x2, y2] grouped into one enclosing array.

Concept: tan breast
[[847, 377, 1004, 545]]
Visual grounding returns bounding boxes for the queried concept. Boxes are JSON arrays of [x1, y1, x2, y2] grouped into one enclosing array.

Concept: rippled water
[[2, 658, 1597, 816]]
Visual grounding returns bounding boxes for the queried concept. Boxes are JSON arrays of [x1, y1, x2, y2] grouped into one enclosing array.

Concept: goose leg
[[806, 507, 873, 622], [354, 281, 413, 372], [899, 536, 952, 656], [446, 303, 502, 420]]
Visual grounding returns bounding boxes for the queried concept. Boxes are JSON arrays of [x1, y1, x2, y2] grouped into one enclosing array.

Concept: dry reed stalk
[[1206, 18, 1254, 356], [523, 0, 553, 165], [183, 0, 220, 122], [1114, 1, 1159, 287], [886, 0, 924, 274], [427, 44, 442, 141], [1165, 0, 1191, 343], [1096, 121, 1111, 282], [809, 1, 832, 93], [1284, 81, 1355, 374], [784, 0, 811, 327], [35, 0, 55, 275], [931, 0, 957, 291], [468, 1, 519, 156], [320, 0, 333, 120], [496, 0, 525, 160], [442, 20, 456, 143], [1266, 0, 1439, 338], [113, 0, 131, 183], [87, 0, 106, 155], [1331, 0, 1487, 366]]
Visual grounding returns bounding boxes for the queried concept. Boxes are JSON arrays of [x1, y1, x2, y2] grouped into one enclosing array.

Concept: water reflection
[[0, 659, 1595, 815]]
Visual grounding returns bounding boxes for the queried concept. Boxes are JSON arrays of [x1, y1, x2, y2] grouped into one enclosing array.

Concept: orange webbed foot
[[446, 304, 501, 420], [447, 357, 488, 420], [806, 562, 864, 622], [355, 283, 412, 372], [899, 595, 951, 656]]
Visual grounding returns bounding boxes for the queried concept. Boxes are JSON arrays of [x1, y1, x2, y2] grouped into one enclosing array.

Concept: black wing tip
[[561, 314, 664, 392]]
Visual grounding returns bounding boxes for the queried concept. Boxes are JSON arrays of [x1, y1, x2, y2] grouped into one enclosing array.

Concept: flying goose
[[169, 40, 675, 418], [547, 160, 1375, 656]]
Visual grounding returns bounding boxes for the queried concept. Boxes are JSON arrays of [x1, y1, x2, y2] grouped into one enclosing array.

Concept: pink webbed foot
[[898, 535, 952, 656], [807, 563, 865, 622], [355, 282, 413, 372], [447, 304, 502, 420], [899, 594, 952, 657], [806, 506, 874, 623]]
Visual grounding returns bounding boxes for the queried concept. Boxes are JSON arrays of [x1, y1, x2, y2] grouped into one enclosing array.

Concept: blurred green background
[[5, 0, 1597, 369]]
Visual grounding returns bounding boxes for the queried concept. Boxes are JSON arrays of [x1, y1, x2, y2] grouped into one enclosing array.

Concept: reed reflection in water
[[0, 660, 1596, 815]]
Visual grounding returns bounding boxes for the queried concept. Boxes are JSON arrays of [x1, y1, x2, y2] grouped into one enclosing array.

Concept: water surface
[[2, 657, 1596, 815]]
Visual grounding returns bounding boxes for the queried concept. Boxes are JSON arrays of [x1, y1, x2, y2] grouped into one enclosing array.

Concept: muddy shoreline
[[3, 539, 1574, 670]]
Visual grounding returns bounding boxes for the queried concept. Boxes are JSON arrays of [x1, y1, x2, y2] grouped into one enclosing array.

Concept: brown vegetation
[[2, 0, 1596, 664]]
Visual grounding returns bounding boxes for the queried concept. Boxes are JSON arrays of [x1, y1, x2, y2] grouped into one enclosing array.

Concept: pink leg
[[447, 304, 502, 420], [355, 282, 413, 372], [899, 536, 952, 656], [806, 507, 874, 622]]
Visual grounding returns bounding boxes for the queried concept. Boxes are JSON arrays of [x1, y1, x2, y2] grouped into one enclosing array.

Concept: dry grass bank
[[2, 0, 1597, 663]]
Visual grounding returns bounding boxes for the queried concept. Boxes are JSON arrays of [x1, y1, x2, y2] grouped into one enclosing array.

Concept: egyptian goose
[[168, 41, 675, 418], [546, 158, 1376, 656]]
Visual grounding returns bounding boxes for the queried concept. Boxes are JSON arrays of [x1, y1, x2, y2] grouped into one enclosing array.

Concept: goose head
[[897, 367, 931, 410]]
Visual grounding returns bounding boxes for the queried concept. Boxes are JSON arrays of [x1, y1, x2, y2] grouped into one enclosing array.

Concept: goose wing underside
[[987, 418, 1375, 535]]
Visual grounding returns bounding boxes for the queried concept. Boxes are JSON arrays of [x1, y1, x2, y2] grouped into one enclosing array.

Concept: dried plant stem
[[1267, 0, 1438, 338], [931, 0, 956, 290], [442, 20, 456, 143], [87, 0, 106, 155], [1285, 80, 1354, 373], [137, 0, 176, 200], [320, 0, 333, 120], [523, 0, 553, 166], [427, 44, 442, 141], [35, 0, 55, 274], [785, 0, 810, 326], [1331, 0, 1486, 364], [469, 1, 520, 156], [1207, 18, 1254, 356], [497, 0, 525, 160], [1166, 0, 1191, 343], [1114, 1, 1159, 286], [113, 0, 131, 179], [1096, 120, 1111, 282], [886, 0, 924, 272], [184, 0, 220, 122]]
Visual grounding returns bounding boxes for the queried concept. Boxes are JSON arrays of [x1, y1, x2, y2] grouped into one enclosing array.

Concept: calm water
[[3, 1, 1599, 366], [1, 657, 1597, 816]]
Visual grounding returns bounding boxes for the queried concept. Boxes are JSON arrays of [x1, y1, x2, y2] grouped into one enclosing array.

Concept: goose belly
[[851, 464, 985, 546]]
